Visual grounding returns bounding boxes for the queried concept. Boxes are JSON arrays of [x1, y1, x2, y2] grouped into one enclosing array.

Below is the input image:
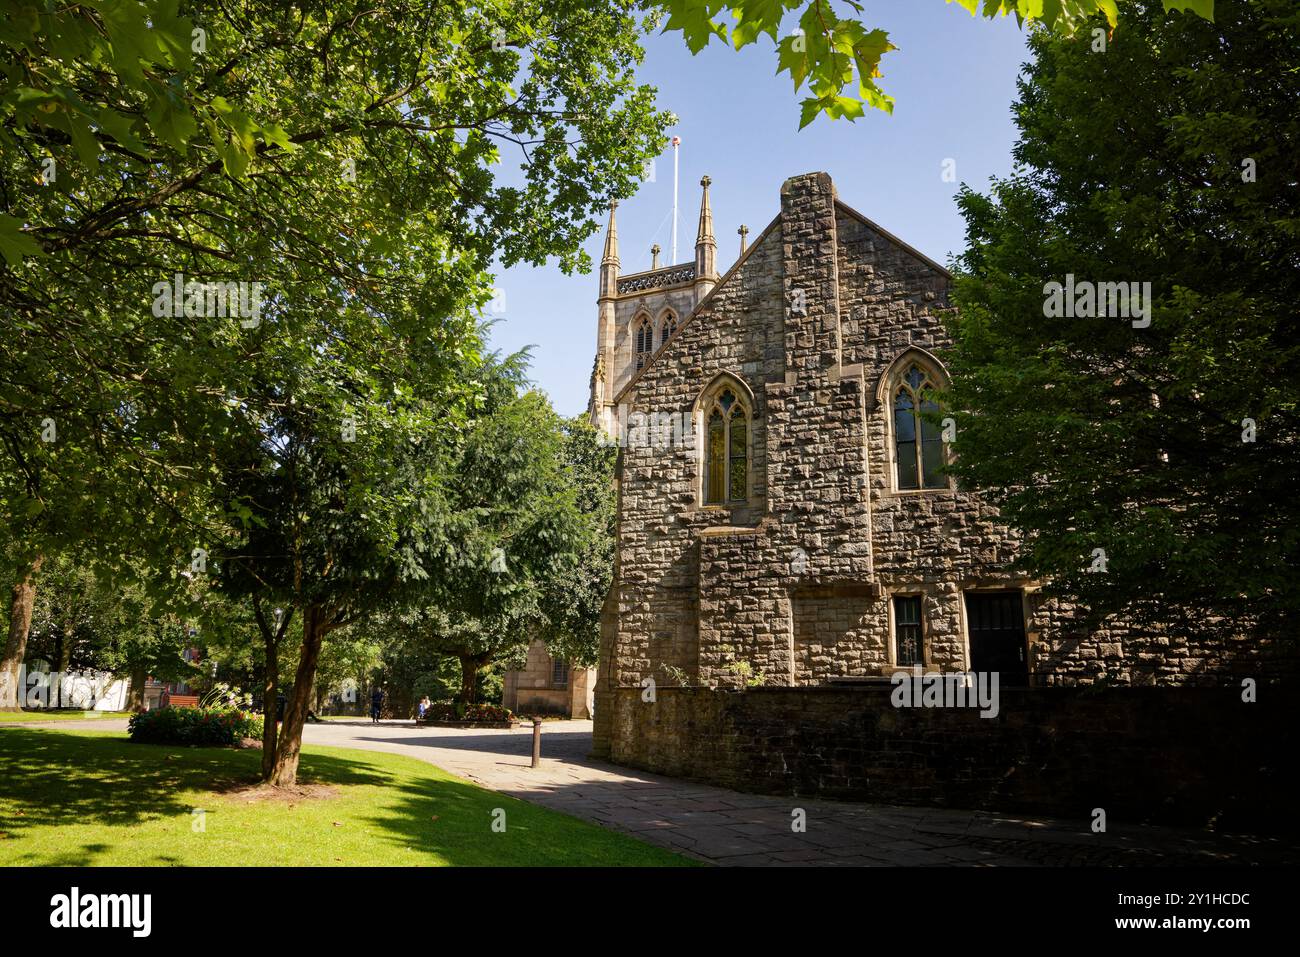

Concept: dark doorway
[[965, 590, 1029, 686]]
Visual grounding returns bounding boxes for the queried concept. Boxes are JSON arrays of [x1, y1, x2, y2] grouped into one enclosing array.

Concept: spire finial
[[601, 199, 619, 267], [738, 224, 749, 257], [651, 244, 661, 269], [695, 175, 715, 247]]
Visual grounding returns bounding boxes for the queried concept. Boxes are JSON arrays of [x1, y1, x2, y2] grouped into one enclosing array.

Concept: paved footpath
[[10, 716, 1293, 866], [299, 719, 1293, 867]]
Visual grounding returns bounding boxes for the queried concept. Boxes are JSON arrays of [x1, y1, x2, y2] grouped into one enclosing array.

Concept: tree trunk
[[458, 654, 482, 705], [0, 555, 44, 711], [261, 631, 279, 780], [57, 622, 73, 674], [128, 664, 147, 712], [267, 606, 326, 787]]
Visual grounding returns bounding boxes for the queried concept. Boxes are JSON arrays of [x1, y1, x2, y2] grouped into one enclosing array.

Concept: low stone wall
[[598, 684, 1296, 831]]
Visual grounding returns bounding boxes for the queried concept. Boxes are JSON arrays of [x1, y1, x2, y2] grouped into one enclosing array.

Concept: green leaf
[[1163, 0, 1214, 19], [852, 28, 896, 83], [202, 115, 246, 178], [260, 122, 295, 152], [660, 0, 730, 53], [776, 32, 812, 90], [95, 107, 148, 155], [0, 213, 42, 265], [731, 0, 795, 49], [144, 84, 198, 154], [798, 96, 823, 129], [61, 110, 101, 166]]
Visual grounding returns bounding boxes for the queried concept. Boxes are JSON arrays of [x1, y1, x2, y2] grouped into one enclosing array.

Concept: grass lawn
[[0, 710, 130, 723], [0, 728, 694, 867]]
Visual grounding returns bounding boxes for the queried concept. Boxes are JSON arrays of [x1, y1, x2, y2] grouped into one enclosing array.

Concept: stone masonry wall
[[605, 215, 786, 693], [590, 171, 1294, 762], [603, 685, 1297, 831], [610, 280, 699, 401]]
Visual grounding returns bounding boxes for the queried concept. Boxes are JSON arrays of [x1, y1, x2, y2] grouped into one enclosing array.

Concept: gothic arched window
[[659, 312, 677, 350], [703, 387, 749, 504], [634, 317, 653, 370], [892, 363, 946, 490]]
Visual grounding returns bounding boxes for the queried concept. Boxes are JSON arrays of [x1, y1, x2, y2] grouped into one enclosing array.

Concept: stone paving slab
[[296, 719, 1298, 867], [9, 716, 1294, 867]]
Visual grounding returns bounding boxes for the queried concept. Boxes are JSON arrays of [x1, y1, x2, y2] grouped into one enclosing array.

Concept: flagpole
[[670, 135, 680, 265]]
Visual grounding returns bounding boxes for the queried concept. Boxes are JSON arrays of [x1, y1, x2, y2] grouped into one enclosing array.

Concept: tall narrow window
[[659, 313, 677, 349], [707, 409, 725, 503], [635, 318, 652, 370], [894, 595, 924, 667], [728, 403, 747, 501], [551, 658, 569, 688], [703, 386, 749, 505], [893, 364, 946, 490]]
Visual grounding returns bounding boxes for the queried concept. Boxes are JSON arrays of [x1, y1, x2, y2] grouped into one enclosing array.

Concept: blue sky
[[489, 1, 1032, 417]]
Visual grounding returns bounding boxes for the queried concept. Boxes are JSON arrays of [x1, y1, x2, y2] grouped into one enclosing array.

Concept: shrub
[[128, 705, 264, 747], [419, 702, 513, 723], [462, 703, 513, 722], [423, 701, 459, 721]]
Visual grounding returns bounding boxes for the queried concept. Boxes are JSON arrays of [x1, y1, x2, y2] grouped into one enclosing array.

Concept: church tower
[[590, 200, 620, 435], [589, 177, 720, 437], [694, 175, 717, 300]]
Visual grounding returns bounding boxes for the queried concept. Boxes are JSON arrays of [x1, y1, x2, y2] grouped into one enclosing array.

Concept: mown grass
[[0, 710, 130, 723], [0, 728, 694, 867]]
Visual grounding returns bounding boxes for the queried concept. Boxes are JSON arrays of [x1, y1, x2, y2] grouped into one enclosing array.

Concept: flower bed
[[417, 702, 516, 728], [128, 705, 264, 747]]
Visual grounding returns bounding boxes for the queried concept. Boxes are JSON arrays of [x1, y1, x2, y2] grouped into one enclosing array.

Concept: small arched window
[[659, 312, 677, 350], [634, 317, 653, 370], [893, 363, 946, 490], [703, 387, 749, 504]]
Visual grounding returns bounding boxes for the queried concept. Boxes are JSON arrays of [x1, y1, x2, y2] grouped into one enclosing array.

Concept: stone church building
[[583, 172, 1284, 817]]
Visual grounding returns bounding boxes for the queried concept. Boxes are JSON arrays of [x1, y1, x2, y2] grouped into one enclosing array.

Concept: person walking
[[370, 686, 384, 723]]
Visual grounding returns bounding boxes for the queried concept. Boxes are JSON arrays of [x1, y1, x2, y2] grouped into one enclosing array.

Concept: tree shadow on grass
[[348, 765, 692, 867], [0, 729, 389, 838], [0, 728, 689, 867]]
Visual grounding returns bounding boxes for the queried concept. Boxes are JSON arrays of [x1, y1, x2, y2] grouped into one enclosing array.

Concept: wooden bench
[[162, 694, 200, 708]]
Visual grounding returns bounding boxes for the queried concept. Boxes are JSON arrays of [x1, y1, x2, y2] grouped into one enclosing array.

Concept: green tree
[[656, 0, 1214, 126], [3, 0, 670, 773], [538, 417, 617, 668], [391, 361, 602, 703], [312, 630, 382, 713], [943, 0, 1298, 642]]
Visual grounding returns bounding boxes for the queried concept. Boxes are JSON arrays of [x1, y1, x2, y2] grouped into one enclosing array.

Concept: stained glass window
[[728, 405, 747, 502], [703, 386, 749, 505], [893, 363, 946, 490], [706, 409, 726, 503]]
